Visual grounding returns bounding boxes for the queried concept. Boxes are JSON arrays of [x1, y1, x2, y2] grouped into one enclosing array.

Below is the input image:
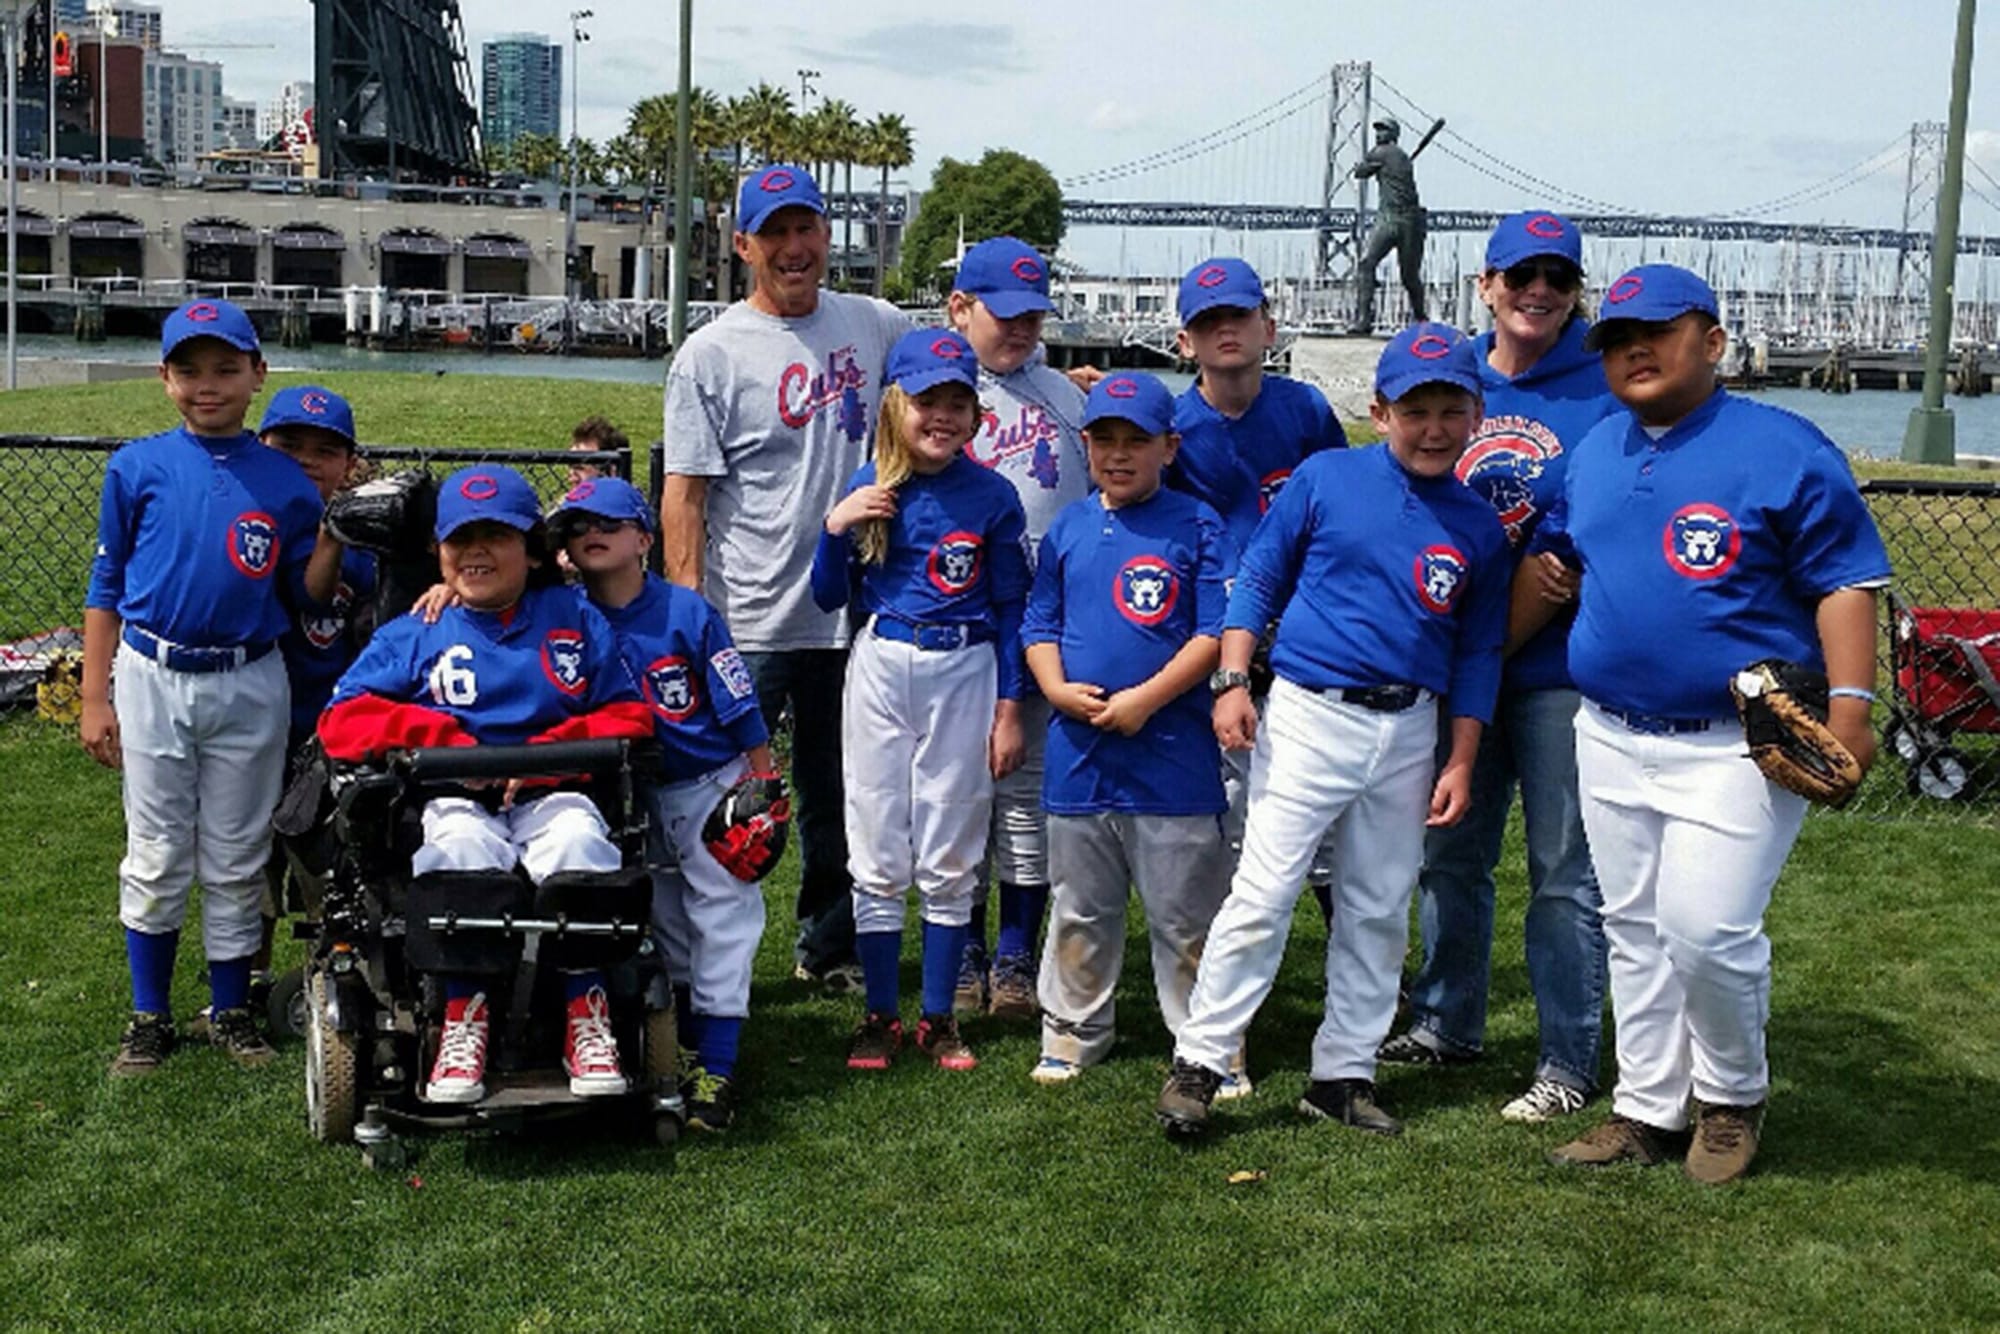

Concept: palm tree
[[511, 131, 563, 183], [860, 112, 914, 296], [811, 99, 862, 284], [735, 81, 796, 169]]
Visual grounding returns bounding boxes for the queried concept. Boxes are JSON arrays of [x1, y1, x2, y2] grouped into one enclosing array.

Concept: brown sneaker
[[203, 1006, 277, 1067], [987, 952, 1037, 1020], [1684, 1100, 1764, 1185], [110, 1012, 176, 1077], [1547, 1114, 1681, 1168], [915, 1013, 978, 1070]]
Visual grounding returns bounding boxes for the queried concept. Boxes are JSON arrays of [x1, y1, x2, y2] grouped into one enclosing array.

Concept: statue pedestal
[[1288, 334, 1387, 424]]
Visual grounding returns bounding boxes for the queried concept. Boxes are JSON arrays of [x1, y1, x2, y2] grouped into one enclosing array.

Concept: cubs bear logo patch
[[228, 511, 280, 579], [1114, 555, 1180, 627], [1258, 467, 1294, 515], [644, 655, 699, 722], [1663, 503, 1740, 580], [300, 580, 354, 650], [541, 629, 588, 695], [1414, 545, 1470, 614], [927, 530, 985, 595]]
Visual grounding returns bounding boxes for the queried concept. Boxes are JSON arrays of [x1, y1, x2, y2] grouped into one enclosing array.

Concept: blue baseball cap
[[1082, 372, 1175, 437], [161, 298, 260, 360], [1584, 264, 1720, 351], [736, 163, 826, 235], [1375, 323, 1483, 403], [551, 475, 654, 534], [887, 328, 979, 395], [1485, 210, 1583, 273], [435, 465, 543, 541], [258, 385, 356, 450], [1178, 257, 1267, 323], [953, 236, 1055, 319]]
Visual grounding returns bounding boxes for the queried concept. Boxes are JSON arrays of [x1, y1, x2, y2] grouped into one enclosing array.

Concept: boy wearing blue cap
[[1157, 325, 1509, 1139], [1523, 264, 1889, 1183], [84, 300, 323, 1074], [1022, 371, 1235, 1084], [945, 235, 1092, 1020], [549, 476, 777, 1132], [321, 465, 654, 1104]]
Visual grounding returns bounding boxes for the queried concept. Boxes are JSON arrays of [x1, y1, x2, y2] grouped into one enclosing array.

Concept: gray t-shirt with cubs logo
[[662, 291, 911, 651]]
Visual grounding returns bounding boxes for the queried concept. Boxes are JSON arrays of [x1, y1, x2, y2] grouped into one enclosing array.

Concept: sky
[[159, 0, 2000, 276]]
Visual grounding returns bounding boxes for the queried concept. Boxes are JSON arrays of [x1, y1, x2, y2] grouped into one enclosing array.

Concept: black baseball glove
[[323, 469, 437, 558], [701, 770, 792, 882]]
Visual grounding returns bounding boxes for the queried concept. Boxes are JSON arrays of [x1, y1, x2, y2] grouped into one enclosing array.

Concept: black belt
[[123, 625, 277, 674], [871, 617, 994, 652], [1596, 703, 1716, 735], [1337, 684, 1427, 713]]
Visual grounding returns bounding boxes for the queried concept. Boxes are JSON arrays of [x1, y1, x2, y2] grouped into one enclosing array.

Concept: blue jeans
[[742, 649, 856, 972], [1409, 687, 1606, 1092]]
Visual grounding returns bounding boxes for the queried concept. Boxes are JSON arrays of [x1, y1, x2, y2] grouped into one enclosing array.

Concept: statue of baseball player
[[1348, 116, 1429, 333]]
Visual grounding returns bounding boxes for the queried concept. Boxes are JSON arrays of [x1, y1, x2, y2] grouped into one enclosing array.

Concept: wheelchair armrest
[[397, 738, 654, 785]]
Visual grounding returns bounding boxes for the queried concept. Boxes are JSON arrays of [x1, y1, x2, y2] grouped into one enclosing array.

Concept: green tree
[[859, 111, 914, 297], [508, 131, 563, 183], [810, 99, 863, 284], [735, 81, 797, 169], [899, 149, 1064, 297]]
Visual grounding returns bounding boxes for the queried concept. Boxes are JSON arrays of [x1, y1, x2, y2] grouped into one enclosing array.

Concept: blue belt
[[123, 625, 276, 674], [1596, 703, 1717, 735], [871, 617, 994, 652]]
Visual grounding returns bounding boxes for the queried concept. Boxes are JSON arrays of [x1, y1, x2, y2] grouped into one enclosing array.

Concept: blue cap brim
[[970, 289, 1054, 319], [1083, 411, 1172, 436], [437, 511, 537, 541], [259, 412, 355, 448], [740, 200, 825, 235], [1179, 292, 1263, 323], [1582, 309, 1712, 352], [896, 367, 978, 396], [165, 331, 260, 358], [1378, 371, 1482, 403]]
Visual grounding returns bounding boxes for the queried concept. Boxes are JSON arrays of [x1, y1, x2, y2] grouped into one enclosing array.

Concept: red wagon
[[1885, 591, 2000, 800]]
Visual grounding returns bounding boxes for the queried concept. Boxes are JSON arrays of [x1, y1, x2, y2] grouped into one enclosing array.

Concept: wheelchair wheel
[[267, 968, 309, 1039], [643, 1005, 679, 1083], [305, 969, 360, 1144]]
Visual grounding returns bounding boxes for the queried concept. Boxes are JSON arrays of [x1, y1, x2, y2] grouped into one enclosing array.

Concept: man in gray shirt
[[1348, 115, 1428, 333], [661, 165, 911, 988]]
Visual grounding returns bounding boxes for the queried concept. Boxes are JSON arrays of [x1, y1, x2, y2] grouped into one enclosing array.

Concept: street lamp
[[797, 67, 819, 109], [565, 9, 591, 303]]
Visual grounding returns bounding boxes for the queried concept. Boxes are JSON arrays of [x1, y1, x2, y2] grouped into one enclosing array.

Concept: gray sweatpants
[[1038, 812, 1231, 1066]]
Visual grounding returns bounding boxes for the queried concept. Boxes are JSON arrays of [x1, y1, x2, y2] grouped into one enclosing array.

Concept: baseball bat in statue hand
[[1411, 117, 1446, 160]]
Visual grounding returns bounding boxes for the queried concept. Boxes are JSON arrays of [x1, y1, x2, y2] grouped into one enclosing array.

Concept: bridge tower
[[1315, 62, 1375, 280], [312, 0, 483, 183], [1896, 121, 1948, 310]]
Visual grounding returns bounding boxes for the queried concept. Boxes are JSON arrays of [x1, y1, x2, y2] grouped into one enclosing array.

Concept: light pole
[[6, 0, 26, 389], [669, 0, 690, 356], [565, 9, 591, 303], [87, 0, 115, 178], [1903, 0, 1978, 465], [796, 67, 818, 110]]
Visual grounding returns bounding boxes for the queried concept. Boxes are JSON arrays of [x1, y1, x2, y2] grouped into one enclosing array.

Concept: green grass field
[[3, 374, 1999, 1328]]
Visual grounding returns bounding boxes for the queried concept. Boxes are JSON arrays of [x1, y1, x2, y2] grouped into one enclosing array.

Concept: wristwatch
[[1210, 668, 1251, 697]]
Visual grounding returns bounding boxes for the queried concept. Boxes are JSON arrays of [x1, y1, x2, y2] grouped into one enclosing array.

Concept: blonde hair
[[857, 385, 919, 565]]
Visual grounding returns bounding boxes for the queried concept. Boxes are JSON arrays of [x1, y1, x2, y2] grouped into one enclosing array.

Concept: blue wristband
[[1827, 686, 1876, 703]]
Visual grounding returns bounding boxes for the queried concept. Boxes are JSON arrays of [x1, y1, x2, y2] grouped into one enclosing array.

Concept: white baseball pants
[[1177, 677, 1438, 1082], [114, 641, 289, 960], [1574, 701, 1807, 1128], [842, 630, 996, 933], [413, 791, 621, 882], [644, 758, 765, 1020], [1038, 812, 1231, 1066]]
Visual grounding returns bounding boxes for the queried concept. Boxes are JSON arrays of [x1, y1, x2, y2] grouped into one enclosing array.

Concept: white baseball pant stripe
[[413, 791, 621, 882], [1177, 677, 1438, 1082], [644, 757, 766, 1019], [1574, 701, 1806, 1129], [1038, 812, 1231, 1066], [114, 640, 289, 960], [981, 692, 1051, 892], [842, 630, 996, 933]]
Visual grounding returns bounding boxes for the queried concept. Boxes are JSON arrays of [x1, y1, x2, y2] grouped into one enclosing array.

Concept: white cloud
[[1087, 100, 1144, 133]]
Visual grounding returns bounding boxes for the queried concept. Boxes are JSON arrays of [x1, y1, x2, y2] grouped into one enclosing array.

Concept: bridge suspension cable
[[1059, 75, 1325, 190]]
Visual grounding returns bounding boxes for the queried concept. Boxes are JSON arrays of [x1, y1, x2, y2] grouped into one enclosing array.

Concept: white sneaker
[[1501, 1077, 1589, 1123], [1030, 1055, 1082, 1085], [426, 993, 489, 1104], [1214, 1043, 1254, 1102], [563, 985, 628, 1097]]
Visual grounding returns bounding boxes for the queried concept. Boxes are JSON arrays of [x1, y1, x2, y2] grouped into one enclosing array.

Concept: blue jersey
[[319, 583, 648, 760], [588, 574, 772, 785], [809, 455, 1032, 698], [280, 546, 379, 745], [1455, 321, 1620, 693], [1228, 445, 1509, 723], [1167, 374, 1347, 554], [87, 426, 322, 649], [1532, 388, 1891, 721], [1023, 487, 1234, 816]]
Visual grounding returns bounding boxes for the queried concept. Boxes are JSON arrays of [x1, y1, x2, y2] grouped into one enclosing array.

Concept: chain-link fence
[[0, 435, 647, 724]]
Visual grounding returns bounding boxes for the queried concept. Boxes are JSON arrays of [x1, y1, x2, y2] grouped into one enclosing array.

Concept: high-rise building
[[480, 32, 560, 158], [218, 97, 259, 152], [258, 80, 314, 145], [143, 48, 223, 167]]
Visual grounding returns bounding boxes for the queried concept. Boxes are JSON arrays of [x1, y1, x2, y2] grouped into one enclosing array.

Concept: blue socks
[[855, 929, 902, 1015], [443, 975, 482, 1003], [995, 882, 1048, 960], [126, 927, 179, 1016], [208, 956, 252, 1014], [920, 920, 969, 1017], [563, 970, 605, 1003], [691, 1013, 742, 1079]]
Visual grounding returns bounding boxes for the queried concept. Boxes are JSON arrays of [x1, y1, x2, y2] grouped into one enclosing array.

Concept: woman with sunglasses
[[1377, 211, 1621, 1124]]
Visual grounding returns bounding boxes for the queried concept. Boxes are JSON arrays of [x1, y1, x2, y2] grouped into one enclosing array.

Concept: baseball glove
[[323, 469, 437, 557], [702, 770, 792, 882], [1729, 659, 1864, 808]]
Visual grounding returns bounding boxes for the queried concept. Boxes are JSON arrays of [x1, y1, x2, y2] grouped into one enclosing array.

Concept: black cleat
[[1298, 1079, 1403, 1136], [1156, 1058, 1224, 1138]]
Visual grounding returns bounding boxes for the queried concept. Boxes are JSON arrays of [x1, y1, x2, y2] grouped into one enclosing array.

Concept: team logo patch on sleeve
[[643, 655, 700, 722], [1414, 545, 1470, 613], [927, 530, 985, 595], [300, 580, 355, 650], [541, 629, 589, 695], [1114, 554, 1180, 626], [1258, 467, 1294, 515], [1663, 503, 1740, 579], [711, 647, 755, 701], [227, 511, 280, 578], [1456, 416, 1564, 543]]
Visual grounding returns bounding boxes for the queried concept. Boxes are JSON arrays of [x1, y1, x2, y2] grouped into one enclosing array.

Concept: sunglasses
[[1499, 259, 1582, 293]]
